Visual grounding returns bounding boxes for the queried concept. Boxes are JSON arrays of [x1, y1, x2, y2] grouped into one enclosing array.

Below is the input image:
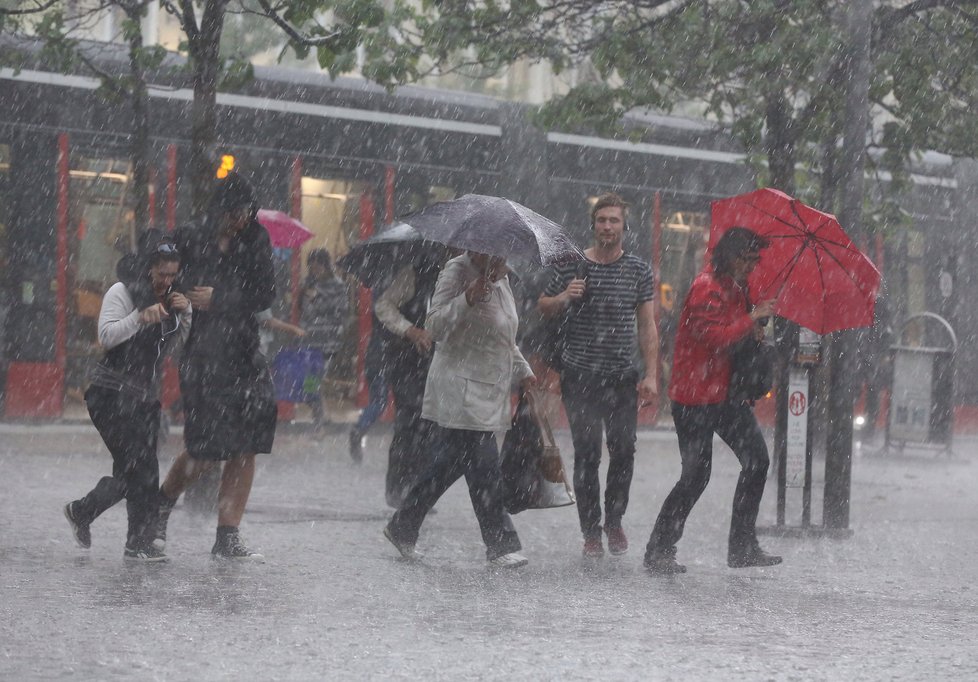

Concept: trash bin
[[886, 312, 957, 453]]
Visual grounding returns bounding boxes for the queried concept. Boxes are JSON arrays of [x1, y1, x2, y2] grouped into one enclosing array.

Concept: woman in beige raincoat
[[384, 251, 536, 568]]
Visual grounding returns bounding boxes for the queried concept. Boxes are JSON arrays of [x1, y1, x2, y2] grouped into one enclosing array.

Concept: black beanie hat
[[211, 172, 256, 213]]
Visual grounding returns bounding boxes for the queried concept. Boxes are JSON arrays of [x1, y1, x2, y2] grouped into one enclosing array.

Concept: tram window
[[299, 177, 372, 266], [428, 185, 456, 204], [70, 156, 134, 288], [660, 211, 708, 301], [0, 144, 9, 262], [67, 154, 134, 402], [0, 144, 10, 376]]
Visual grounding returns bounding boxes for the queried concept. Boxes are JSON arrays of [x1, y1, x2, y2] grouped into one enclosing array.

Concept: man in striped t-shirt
[[539, 193, 659, 558]]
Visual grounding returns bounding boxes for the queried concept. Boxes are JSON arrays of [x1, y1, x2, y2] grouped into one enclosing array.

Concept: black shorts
[[182, 371, 277, 461]]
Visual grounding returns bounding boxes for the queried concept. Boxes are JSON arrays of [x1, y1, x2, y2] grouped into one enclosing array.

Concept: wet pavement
[[2, 421, 977, 680]]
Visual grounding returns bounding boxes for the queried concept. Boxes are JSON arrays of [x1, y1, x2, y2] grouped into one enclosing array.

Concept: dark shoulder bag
[[727, 294, 775, 404], [728, 338, 775, 404]]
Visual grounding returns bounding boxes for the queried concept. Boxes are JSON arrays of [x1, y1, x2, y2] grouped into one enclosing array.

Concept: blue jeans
[[560, 367, 638, 538], [355, 331, 388, 434], [645, 401, 769, 559], [387, 426, 522, 560], [354, 369, 388, 434]]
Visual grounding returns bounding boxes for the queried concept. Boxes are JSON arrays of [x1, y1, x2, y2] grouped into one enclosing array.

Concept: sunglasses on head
[[156, 242, 179, 255]]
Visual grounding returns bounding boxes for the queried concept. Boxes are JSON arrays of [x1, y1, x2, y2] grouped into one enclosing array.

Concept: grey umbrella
[[400, 194, 583, 268]]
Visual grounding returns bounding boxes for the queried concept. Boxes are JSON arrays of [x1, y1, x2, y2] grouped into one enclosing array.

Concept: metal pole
[[289, 156, 303, 326], [356, 192, 376, 408], [55, 134, 69, 387], [825, 0, 871, 529], [166, 144, 177, 233]]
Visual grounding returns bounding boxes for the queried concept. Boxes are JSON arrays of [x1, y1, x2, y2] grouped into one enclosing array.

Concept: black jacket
[[174, 217, 276, 386]]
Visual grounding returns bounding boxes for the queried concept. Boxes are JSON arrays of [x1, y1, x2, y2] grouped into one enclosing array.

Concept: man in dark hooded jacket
[[374, 255, 441, 508], [154, 172, 277, 560]]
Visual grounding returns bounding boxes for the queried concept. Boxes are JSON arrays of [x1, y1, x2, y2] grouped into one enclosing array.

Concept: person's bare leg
[[154, 451, 214, 549], [217, 454, 256, 527], [160, 450, 213, 501]]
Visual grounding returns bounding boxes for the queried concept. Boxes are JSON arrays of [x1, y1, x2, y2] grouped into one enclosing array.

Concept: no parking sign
[[785, 369, 809, 488]]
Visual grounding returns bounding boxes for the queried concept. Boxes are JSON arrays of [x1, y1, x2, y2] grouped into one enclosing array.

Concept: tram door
[[657, 210, 708, 390], [67, 154, 136, 412], [291, 176, 371, 401]]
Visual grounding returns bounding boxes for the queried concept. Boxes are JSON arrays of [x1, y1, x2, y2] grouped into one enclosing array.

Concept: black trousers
[[645, 401, 770, 559], [387, 426, 522, 560], [560, 367, 638, 538], [385, 348, 434, 507], [73, 386, 161, 549]]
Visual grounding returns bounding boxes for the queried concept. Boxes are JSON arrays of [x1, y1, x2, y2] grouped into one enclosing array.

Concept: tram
[[0, 50, 970, 422]]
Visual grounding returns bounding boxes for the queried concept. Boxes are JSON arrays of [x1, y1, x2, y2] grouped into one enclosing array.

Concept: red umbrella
[[256, 209, 314, 249], [710, 188, 881, 334]]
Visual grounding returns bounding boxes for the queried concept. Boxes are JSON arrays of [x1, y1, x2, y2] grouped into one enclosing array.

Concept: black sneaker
[[644, 546, 687, 574], [728, 545, 782, 568], [64, 502, 91, 549], [211, 533, 264, 561], [349, 429, 364, 463], [384, 525, 424, 561], [123, 545, 168, 562], [153, 494, 176, 551]]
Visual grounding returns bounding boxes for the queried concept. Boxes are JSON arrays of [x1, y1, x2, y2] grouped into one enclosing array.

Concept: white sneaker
[[489, 552, 528, 569]]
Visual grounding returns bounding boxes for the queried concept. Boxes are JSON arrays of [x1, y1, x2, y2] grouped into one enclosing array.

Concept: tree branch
[[253, 0, 343, 47], [0, 0, 59, 16], [875, 0, 978, 40], [177, 0, 199, 43]]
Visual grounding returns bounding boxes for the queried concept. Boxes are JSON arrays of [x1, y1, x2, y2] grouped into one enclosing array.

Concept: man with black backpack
[[538, 193, 658, 559]]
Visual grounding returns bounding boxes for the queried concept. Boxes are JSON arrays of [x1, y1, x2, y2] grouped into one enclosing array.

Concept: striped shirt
[[544, 253, 654, 375]]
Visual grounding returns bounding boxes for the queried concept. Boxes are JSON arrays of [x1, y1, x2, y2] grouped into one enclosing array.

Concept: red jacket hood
[[669, 269, 755, 405]]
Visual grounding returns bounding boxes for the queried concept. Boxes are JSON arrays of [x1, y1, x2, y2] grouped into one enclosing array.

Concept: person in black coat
[[154, 172, 277, 560]]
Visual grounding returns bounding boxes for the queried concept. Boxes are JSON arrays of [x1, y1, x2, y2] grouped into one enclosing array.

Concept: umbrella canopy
[[256, 209, 314, 249], [400, 194, 583, 268], [337, 222, 444, 289], [710, 188, 881, 335]]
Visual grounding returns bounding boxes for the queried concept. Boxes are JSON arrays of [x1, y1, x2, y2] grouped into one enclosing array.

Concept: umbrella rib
[[783, 200, 874, 292], [765, 239, 810, 301], [812, 237, 871, 291], [745, 200, 809, 237], [812, 245, 830, 333]]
